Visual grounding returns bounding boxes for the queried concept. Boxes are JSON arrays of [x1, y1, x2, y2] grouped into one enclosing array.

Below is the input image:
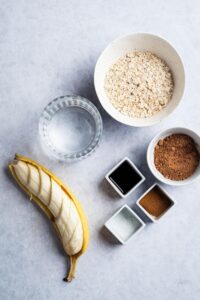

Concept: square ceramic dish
[[104, 204, 145, 244], [136, 183, 175, 222], [105, 157, 145, 198]]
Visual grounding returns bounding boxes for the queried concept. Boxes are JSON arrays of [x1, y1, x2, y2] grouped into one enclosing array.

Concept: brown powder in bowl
[[139, 185, 172, 218], [154, 134, 200, 181]]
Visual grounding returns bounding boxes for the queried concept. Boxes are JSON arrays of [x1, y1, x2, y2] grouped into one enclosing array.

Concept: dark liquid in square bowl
[[108, 160, 142, 195]]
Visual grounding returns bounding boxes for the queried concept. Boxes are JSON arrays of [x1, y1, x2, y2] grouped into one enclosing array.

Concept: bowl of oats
[[94, 33, 185, 127]]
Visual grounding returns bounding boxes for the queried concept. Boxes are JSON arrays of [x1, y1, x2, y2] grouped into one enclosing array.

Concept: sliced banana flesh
[[28, 164, 40, 195], [49, 178, 63, 218], [13, 160, 83, 256], [38, 168, 51, 206], [13, 161, 29, 186]]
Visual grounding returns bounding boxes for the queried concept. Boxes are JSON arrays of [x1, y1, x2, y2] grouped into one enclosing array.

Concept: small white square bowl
[[104, 204, 145, 244], [136, 183, 175, 223], [105, 157, 145, 198]]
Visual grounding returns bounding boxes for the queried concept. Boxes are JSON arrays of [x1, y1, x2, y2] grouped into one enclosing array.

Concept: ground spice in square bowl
[[136, 184, 175, 222]]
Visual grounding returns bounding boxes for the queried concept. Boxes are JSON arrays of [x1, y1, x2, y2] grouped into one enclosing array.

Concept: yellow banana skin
[[9, 154, 89, 282]]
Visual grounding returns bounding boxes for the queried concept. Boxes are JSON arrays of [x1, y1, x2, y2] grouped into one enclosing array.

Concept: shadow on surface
[[72, 63, 141, 135], [99, 226, 121, 246], [131, 202, 152, 224], [99, 178, 120, 200]]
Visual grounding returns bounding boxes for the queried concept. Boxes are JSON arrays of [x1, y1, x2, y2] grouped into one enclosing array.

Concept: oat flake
[[104, 51, 174, 118]]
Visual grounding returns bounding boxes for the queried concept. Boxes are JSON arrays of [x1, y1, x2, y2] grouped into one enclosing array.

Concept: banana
[[9, 154, 89, 282]]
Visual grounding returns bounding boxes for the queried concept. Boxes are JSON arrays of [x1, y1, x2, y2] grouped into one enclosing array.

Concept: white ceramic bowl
[[147, 127, 200, 186], [94, 33, 185, 127]]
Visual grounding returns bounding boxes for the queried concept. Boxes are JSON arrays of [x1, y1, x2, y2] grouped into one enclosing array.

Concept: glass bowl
[[39, 95, 103, 162]]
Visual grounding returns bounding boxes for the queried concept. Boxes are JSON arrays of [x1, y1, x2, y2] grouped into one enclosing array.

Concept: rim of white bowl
[[147, 127, 200, 186], [94, 32, 185, 127]]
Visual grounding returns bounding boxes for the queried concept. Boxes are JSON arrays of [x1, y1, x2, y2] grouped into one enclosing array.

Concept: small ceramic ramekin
[[104, 204, 145, 244], [94, 33, 185, 127], [105, 157, 145, 198], [147, 127, 200, 186], [136, 183, 175, 222]]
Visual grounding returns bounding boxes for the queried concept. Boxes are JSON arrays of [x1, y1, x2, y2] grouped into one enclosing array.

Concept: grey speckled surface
[[1, 1, 200, 299]]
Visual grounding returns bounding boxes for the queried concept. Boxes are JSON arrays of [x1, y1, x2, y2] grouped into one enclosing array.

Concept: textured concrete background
[[0, 1, 200, 299]]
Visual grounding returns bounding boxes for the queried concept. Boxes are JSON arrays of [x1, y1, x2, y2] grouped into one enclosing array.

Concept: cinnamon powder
[[154, 134, 200, 181], [139, 186, 172, 218]]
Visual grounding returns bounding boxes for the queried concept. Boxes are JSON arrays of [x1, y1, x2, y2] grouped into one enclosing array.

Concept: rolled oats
[[104, 51, 174, 118]]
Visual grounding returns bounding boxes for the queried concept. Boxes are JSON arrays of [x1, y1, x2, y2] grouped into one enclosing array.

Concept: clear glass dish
[[39, 95, 103, 162]]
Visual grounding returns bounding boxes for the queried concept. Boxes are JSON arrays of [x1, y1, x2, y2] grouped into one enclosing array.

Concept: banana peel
[[8, 154, 89, 282]]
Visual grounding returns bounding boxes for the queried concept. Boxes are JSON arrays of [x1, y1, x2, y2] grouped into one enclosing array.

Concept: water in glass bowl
[[39, 95, 102, 161], [48, 106, 96, 153]]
